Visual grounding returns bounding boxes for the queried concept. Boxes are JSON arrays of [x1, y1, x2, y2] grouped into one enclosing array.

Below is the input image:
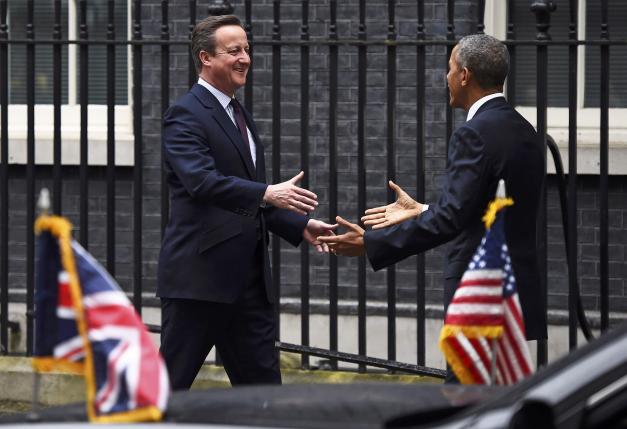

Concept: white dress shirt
[[466, 92, 505, 122], [197, 77, 257, 166]]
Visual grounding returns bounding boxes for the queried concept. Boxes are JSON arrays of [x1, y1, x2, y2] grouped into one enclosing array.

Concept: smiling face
[[201, 25, 250, 96]]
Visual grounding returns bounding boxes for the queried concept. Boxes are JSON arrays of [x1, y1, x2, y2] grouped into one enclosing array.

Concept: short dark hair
[[191, 15, 243, 73], [455, 34, 509, 89]]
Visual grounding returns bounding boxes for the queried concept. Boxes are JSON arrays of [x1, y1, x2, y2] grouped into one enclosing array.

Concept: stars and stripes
[[439, 182, 534, 385], [33, 215, 169, 422]]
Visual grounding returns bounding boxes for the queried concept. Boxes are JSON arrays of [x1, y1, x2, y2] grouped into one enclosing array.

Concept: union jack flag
[[439, 181, 534, 385], [33, 215, 169, 422]]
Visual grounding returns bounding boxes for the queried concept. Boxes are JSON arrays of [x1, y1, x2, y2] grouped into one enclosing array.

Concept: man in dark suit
[[320, 34, 547, 345], [158, 15, 336, 390]]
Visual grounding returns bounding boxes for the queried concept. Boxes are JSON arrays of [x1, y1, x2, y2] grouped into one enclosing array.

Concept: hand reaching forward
[[361, 180, 424, 230], [317, 216, 365, 257], [303, 219, 338, 253], [263, 171, 318, 215]]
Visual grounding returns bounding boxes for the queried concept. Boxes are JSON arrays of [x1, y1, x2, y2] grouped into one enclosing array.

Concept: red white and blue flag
[[439, 182, 534, 385], [33, 216, 169, 422]]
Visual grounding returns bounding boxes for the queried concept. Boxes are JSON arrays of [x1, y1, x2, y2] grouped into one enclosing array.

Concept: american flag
[[439, 184, 534, 385], [33, 216, 169, 422]]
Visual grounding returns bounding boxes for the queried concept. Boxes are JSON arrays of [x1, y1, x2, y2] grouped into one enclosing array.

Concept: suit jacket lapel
[[191, 84, 257, 180]]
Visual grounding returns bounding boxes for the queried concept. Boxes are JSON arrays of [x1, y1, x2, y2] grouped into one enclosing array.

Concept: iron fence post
[[386, 0, 397, 365], [299, 0, 310, 370], [107, 0, 116, 276], [567, 0, 578, 350], [25, 0, 35, 356], [531, 0, 556, 367], [0, 0, 8, 355], [415, 0, 426, 367], [133, 0, 143, 314]]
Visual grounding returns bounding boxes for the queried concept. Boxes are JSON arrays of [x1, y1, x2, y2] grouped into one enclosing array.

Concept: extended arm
[[363, 126, 492, 270]]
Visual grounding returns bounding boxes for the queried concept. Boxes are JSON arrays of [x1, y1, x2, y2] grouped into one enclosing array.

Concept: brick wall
[[4, 0, 627, 317]]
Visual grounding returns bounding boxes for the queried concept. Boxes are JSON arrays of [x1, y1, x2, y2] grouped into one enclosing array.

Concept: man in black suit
[[320, 34, 547, 344], [158, 15, 336, 390]]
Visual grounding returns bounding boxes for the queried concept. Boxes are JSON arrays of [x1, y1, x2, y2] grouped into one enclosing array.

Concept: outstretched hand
[[263, 171, 318, 215], [361, 180, 423, 229], [303, 219, 338, 253], [317, 216, 365, 257]]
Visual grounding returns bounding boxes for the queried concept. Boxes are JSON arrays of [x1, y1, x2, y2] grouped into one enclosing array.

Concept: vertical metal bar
[[567, 0, 578, 350], [299, 0, 310, 369], [25, 0, 36, 356], [476, 0, 486, 34], [0, 0, 8, 354], [188, 0, 196, 88], [133, 0, 143, 314], [445, 0, 455, 147], [599, 0, 609, 331], [272, 0, 281, 339], [53, 0, 62, 214], [532, 0, 554, 367], [415, 0, 426, 367], [79, 0, 89, 248], [386, 0, 397, 364], [329, 0, 340, 371], [244, 0, 253, 112], [160, 0, 169, 236], [506, 0, 516, 104], [355, 0, 366, 373], [106, 0, 116, 275]]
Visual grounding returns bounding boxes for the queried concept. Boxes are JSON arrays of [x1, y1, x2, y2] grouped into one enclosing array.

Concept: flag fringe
[[482, 197, 513, 229], [438, 324, 503, 341], [438, 340, 477, 385], [438, 325, 503, 384], [90, 405, 163, 424], [32, 357, 84, 374]]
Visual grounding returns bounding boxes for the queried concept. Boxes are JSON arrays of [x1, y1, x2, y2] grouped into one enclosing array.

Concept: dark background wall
[[4, 0, 627, 316]]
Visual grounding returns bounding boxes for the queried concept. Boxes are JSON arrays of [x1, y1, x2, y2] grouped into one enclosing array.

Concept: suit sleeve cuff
[[364, 229, 387, 272], [234, 182, 267, 218]]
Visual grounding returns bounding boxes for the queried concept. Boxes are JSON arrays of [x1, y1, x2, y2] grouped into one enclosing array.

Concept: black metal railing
[[0, 0, 621, 376]]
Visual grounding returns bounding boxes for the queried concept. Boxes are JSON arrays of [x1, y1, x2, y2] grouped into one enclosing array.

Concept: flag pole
[[29, 188, 51, 420], [490, 338, 498, 385], [496, 179, 506, 199], [489, 180, 506, 386]]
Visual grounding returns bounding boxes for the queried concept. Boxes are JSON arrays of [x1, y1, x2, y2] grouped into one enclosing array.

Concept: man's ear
[[461, 67, 470, 87], [199, 50, 212, 68]]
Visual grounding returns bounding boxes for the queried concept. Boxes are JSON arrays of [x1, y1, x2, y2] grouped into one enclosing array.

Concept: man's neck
[[465, 92, 505, 122], [464, 88, 501, 112], [198, 74, 234, 98]]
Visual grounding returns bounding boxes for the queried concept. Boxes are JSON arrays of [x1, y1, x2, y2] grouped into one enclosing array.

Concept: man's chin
[[233, 75, 248, 87], [448, 98, 460, 109]]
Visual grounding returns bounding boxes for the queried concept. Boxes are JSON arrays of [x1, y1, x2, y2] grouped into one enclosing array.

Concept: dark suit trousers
[[159, 242, 280, 390]]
